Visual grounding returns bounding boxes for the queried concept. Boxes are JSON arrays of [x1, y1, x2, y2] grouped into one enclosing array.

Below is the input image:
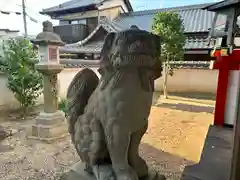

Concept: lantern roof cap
[[32, 20, 65, 46]]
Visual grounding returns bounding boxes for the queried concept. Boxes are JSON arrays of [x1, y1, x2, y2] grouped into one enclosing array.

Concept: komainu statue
[[65, 26, 165, 180]]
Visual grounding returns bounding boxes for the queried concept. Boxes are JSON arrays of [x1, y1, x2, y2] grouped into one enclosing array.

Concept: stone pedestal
[[27, 64, 68, 142], [60, 162, 166, 180], [28, 111, 68, 142]]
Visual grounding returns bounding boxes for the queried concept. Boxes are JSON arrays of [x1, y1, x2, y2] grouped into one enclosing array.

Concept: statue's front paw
[[115, 168, 138, 180]]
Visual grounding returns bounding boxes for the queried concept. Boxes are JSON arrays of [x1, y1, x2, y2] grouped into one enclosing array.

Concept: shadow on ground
[[140, 143, 195, 179], [155, 103, 214, 114], [170, 92, 216, 101]]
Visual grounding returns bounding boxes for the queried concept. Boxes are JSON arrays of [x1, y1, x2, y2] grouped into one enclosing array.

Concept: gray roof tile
[[185, 36, 209, 49], [41, 0, 133, 13], [60, 59, 100, 68], [113, 3, 215, 33], [61, 41, 103, 53], [169, 61, 210, 69], [60, 36, 209, 54], [204, 0, 237, 11], [41, 0, 101, 13], [61, 60, 210, 69]]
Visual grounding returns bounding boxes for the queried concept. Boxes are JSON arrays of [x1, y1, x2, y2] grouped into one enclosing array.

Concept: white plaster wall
[[0, 68, 218, 111], [0, 73, 20, 109], [224, 71, 240, 125], [58, 68, 100, 98], [155, 69, 218, 94]]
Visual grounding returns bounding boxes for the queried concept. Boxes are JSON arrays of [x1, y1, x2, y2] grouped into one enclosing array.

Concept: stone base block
[[27, 110, 68, 142], [60, 161, 166, 180]]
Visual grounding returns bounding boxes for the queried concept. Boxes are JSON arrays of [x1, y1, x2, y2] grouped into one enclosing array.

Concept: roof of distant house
[[40, 0, 133, 16], [112, 3, 215, 33], [60, 3, 216, 54], [16, 35, 37, 40], [203, 0, 238, 11], [0, 29, 19, 33]]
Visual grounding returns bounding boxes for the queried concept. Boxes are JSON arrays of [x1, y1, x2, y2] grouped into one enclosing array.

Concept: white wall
[[155, 69, 218, 94], [58, 68, 100, 98], [0, 68, 218, 111], [0, 72, 20, 110]]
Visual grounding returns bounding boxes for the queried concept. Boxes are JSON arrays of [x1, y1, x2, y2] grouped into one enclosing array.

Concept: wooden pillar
[[214, 68, 230, 126], [213, 59, 231, 126]]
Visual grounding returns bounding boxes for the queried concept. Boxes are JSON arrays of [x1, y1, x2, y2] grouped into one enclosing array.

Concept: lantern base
[[27, 110, 68, 142]]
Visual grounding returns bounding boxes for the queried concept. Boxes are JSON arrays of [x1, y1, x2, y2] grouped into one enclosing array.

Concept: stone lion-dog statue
[[66, 25, 165, 180]]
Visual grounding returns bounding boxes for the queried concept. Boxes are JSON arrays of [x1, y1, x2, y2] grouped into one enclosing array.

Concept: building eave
[[124, 0, 133, 12], [40, 4, 97, 16], [61, 60, 211, 69], [0, 29, 19, 33], [203, 0, 238, 11], [184, 50, 210, 54], [60, 34, 210, 54], [40, 0, 133, 16]]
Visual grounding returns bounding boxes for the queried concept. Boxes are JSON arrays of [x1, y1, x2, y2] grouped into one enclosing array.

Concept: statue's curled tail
[[66, 68, 108, 165]]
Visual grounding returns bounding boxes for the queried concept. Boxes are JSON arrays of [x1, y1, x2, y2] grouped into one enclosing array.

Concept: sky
[[0, 0, 221, 35]]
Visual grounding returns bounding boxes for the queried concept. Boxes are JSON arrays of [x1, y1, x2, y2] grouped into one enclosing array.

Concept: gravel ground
[[0, 95, 214, 180]]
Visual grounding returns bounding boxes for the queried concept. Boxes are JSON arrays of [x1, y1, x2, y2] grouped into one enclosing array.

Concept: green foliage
[[152, 12, 186, 98], [58, 98, 67, 113], [152, 11, 186, 62], [0, 38, 43, 113]]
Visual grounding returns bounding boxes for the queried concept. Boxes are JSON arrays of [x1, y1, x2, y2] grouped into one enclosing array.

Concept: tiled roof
[[60, 36, 209, 54], [60, 3, 214, 54], [0, 29, 19, 33], [60, 59, 100, 68], [185, 36, 209, 49], [41, 0, 133, 14], [169, 61, 210, 69], [60, 19, 114, 53], [63, 18, 116, 47], [113, 3, 215, 33], [41, 0, 99, 13], [204, 0, 237, 11], [60, 60, 210, 69], [61, 41, 104, 54]]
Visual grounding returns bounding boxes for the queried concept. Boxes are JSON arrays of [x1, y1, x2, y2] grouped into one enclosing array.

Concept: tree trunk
[[163, 62, 168, 99]]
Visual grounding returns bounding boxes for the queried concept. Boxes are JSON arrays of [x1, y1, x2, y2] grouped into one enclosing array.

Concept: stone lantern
[[28, 21, 68, 142]]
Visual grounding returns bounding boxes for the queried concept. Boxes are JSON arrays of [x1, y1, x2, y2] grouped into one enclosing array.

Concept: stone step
[[181, 125, 233, 180]]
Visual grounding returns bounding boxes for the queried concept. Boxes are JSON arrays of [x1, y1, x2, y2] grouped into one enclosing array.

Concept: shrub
[[0, 38, 43, 115], [58, 98, 67, 114]]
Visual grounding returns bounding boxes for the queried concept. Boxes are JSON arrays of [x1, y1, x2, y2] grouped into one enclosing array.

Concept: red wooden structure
[[211, 49, 240, 126], [205, 0, 240, 127]]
